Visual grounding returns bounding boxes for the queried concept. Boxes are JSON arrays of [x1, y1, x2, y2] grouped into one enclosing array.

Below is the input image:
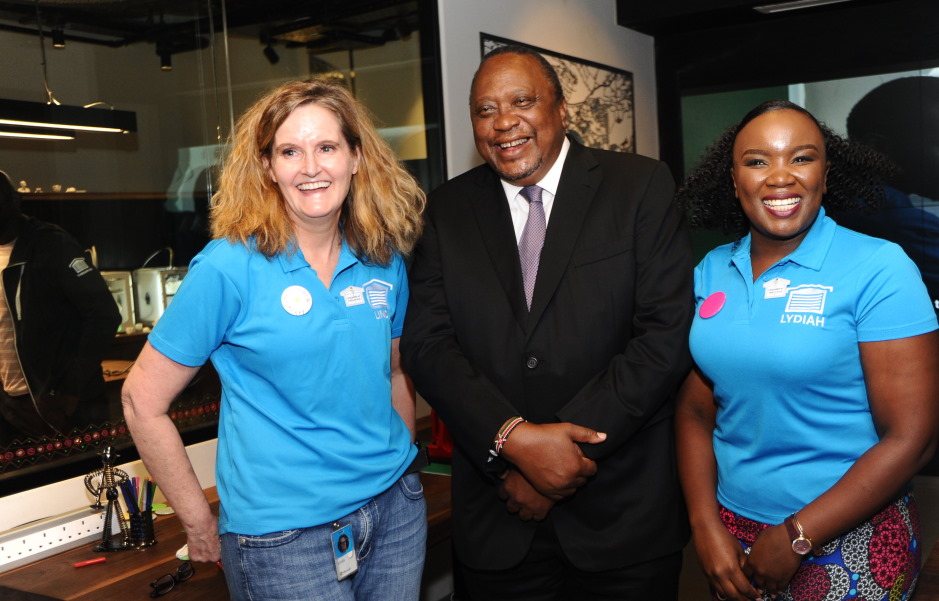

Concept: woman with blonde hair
[[123, 78, 427, 601]]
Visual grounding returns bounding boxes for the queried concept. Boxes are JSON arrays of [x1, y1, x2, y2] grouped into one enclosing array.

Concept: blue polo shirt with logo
[[690, 207, 937, 524], [148, 237, 415, 535]]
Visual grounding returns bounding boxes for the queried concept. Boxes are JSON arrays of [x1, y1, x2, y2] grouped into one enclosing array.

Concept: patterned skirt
[[716, 494, 921, 601]]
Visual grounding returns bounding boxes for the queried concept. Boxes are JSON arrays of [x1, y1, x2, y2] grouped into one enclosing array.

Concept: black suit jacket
[[401, 141, 693, 571]]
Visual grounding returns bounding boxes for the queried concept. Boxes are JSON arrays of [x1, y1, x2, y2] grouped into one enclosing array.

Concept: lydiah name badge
[[763, 277, 790, 300], [331, 523, 358, 581]]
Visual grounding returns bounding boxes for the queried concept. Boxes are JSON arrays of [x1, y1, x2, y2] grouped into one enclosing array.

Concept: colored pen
[[74, 557, 107, 568], [119, 481, 139, 514], [145, 479, 154, 512]]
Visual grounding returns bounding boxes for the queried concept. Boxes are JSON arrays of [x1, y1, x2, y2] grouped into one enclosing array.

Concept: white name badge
[[340, 285, 366, 307], [763, 277, 790, 299]]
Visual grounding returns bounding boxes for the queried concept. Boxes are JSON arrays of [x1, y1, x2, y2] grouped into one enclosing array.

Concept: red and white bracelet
[[491, 416, 526, 456]]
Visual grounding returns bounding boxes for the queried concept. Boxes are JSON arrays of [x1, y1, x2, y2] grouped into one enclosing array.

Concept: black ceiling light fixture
[[156, 10, 173, 72], [0, 2, 137, 140], [264, 43, 280, 65], [0, 99, 135, 134], [0, 124, 75, 141], [155, 29, 210, 72], [753, 0, 854, 14], [261, 34, 280, 65]]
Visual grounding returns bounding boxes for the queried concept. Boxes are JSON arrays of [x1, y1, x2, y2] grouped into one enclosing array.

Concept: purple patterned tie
[[518, 185, 546, 310]]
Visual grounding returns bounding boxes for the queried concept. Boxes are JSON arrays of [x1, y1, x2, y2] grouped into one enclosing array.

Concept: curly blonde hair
[[211, 78, 426, 264]]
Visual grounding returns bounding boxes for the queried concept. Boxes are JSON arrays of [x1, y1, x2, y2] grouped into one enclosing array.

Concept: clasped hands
[[496, 422, 606, 521], [699, 522, 801, 601]]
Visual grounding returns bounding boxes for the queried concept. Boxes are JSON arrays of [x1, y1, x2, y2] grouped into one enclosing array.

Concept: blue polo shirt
[[690, 208, 937, 524], [148, 237, 415, 535]]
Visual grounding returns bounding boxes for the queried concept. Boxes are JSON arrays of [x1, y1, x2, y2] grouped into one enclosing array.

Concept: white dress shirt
[[500, 137, 571, 243]]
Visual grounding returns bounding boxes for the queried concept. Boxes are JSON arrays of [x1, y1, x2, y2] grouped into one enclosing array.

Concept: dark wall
[[645, 0, 939, 177], [640, 0, 939, 476]]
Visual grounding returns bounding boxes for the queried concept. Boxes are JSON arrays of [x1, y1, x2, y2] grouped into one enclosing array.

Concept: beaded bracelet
[[491, 416, 526, 456]]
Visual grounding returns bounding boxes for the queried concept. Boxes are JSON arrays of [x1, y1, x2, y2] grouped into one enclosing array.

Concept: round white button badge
[[281, 285, 313, 316]]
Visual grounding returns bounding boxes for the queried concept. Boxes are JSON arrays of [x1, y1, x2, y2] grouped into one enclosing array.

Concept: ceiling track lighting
[[0, 3, 138, 139], [160, 52, 172, 71], [51, 28, 65, 48], [263, 44, 280, 65]]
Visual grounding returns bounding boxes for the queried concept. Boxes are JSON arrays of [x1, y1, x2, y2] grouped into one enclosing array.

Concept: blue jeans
[[220, 473, 426, 601]]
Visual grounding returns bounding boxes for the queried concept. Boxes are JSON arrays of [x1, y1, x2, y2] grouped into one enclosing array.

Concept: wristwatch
[[784, 513, 814, 556]]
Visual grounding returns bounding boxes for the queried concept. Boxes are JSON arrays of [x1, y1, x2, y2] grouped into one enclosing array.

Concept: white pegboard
[[0, 507, 115, 573]]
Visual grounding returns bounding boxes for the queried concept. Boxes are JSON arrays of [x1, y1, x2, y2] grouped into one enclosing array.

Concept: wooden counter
[[101, 359, 135, 383], [0, 472, 451, 601], [0, 488, 227, 601], [422, 470, 452, 549], [915, 539, 939, 601]]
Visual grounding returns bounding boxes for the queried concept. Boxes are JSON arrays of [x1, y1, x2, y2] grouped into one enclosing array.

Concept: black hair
[[675, 99, 894, 237], [0, 170, 20, 206], [470, 44, 565, 106]]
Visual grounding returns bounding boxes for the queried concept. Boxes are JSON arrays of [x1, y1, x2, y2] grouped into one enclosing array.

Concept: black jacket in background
[[2, 216, 121, 431]]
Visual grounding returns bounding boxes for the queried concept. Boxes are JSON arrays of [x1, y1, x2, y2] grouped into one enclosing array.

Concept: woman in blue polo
[[122, 79, 427, 601], [675, 100, 938, 601]]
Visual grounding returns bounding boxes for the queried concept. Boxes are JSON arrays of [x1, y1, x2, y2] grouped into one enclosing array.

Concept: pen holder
[[128, 510, 157, 548]]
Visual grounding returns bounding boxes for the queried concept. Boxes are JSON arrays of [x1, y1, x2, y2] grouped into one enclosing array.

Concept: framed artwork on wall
[[481, 33, 635, 153]]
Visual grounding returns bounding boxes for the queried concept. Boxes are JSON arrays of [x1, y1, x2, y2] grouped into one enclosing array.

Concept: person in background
[[838, 76, 939, 316], [401, 46, 693, 600], [0, 170, 119, 444], [122, 79, 427, 601], [675, 99, 939, 601]]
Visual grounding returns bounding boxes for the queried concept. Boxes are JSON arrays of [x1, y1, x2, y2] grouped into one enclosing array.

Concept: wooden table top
[[422, 469, 452, 549], [0, 471, 452, 601], [915, 538, 939, 600], [0, 490, 227, 601]]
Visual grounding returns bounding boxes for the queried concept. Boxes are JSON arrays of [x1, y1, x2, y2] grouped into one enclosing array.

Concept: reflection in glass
[[0, 0, 442, 494], [0, 170, 119, 448], [681, 70, 939, 320]]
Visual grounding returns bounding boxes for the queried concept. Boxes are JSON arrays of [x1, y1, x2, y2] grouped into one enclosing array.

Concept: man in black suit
[[401, 46, 693, 600]]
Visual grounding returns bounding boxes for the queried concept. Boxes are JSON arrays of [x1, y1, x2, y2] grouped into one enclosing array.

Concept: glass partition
[[0, 0, 443, 495], [680, 68, 939, 320]]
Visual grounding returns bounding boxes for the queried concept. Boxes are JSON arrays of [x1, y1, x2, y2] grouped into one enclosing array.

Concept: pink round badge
[[699, 291, 726, 319]]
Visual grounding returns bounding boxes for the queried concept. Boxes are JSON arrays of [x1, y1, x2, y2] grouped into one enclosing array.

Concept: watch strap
[[785, 513, 814, 556], [783, 514, 800, 541]]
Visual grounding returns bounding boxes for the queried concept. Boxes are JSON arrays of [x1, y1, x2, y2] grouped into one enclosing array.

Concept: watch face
[[792, 537, 813, 555]]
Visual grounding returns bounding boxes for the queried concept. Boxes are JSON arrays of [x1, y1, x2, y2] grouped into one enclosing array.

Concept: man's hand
[[499, 422, 605, 500], [498, 468, 555, 521]]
